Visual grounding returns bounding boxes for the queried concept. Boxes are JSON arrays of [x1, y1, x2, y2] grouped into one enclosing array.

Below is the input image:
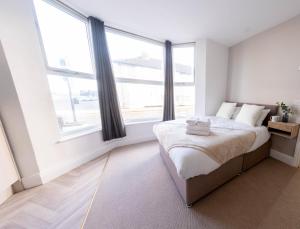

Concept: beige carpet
[[84, 141, 300, 229]]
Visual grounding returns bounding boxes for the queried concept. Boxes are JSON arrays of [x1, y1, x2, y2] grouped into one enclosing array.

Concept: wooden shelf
[[269, 130, 295, 139], [268, 121, 299, 139]]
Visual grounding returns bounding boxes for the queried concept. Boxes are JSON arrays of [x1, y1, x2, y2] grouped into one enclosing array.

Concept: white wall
[[0, 0, 156, 187], [205, 40, 229, 115], [0, 118, 19, 204], [227, 15, 300, 121], [194, 40, 207, 116], [195, 39, 229, 116], [0, 42, 41, 188]]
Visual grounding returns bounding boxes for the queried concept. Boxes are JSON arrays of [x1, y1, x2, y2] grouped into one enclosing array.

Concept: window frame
[[34, 0, 95, 80], [105, 28, 166, 123], [33, 0, 197, 135], [33, 0, 100, 136], [172, 43, 196, 118], [105, 27, 165, 86], [172, 43, 195, 87]]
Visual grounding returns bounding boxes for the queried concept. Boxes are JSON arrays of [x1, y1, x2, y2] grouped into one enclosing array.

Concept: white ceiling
[[61, 0, 300, 46]]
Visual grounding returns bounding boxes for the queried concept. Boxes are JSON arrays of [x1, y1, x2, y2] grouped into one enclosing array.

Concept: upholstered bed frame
[[160, 103, 278, 207]]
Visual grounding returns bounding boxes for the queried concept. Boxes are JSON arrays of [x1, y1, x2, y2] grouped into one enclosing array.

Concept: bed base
[[242, 140, 271, 171], [160, 139, 271, 206]]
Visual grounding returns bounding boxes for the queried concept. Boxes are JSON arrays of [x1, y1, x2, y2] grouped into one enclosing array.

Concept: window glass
[[174, 85, 195, 118], [34, 0, 100, 134], [106, 31, 164, 82], [173, 46, 195, 118], [34, 0, 93, 73], [116, 83, 164, 122], [106, 30, 164, 123], [48, 75, 101, 133]]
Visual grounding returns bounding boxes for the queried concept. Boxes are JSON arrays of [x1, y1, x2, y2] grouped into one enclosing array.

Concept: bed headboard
[[227, 101, 279, 126]]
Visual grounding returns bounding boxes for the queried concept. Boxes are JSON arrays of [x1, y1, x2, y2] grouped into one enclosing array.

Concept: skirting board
[[39, 135, 156, 184], [21, 172, 43, 189], [270, 149, 298, 167]]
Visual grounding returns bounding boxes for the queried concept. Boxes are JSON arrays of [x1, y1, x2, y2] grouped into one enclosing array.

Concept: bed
[[154, 103, 278, 206]]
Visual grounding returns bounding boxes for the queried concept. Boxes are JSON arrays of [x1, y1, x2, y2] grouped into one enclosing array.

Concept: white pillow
[[255, 109, 270, 126], [216, 102, 237, 119], [235, 104, 265, 126], [232, 107, 241, 119]]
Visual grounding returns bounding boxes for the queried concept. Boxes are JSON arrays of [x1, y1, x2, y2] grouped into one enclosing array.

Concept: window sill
[[57, 127, 101, 143], [56, 119, 161, 143]]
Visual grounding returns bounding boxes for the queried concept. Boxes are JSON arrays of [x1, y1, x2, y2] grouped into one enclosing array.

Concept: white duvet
[[157, 116, 270, 179]]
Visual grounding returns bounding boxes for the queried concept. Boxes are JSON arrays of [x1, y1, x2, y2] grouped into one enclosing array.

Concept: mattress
[[162, 117, 270, 179]]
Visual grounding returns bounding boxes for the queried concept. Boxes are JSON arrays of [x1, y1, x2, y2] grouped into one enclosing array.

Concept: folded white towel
[[186, 129, 210, 136], [186, 116, 210, 121], [187, 122, 210, 128], [186, 125, 210, 131], [186, 117, 210, 126]]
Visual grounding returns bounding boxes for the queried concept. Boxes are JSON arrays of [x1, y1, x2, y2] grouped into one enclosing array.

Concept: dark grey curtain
[[88, 16, 126, 141], [163, 40, 175, 121]]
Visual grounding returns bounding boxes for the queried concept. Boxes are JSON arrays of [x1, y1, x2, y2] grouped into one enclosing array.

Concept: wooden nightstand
[[268, 121, 300, 139], [268, 121, 300, 167]]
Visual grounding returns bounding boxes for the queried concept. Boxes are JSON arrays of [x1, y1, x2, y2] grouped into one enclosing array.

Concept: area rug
[[84, 141, 300, 229]]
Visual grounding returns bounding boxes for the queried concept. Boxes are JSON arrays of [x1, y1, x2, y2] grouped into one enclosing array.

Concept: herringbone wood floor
[[0, 154, 108, 229]]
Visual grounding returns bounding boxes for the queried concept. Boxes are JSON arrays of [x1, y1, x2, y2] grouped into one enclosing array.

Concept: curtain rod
[[51, 0, 195, 46]]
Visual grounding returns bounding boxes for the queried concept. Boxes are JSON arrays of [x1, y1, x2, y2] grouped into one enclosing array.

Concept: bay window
[[34, 0, 195, 134], [34, 0, 101, 134], [106, 30, 165, 123], [173, 45, 195, 118]]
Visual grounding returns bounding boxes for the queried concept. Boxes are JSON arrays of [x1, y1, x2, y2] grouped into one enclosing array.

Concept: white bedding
[[159, 116, 270, 179]]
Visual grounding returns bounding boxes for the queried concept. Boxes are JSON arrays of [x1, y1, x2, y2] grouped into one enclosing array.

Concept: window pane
[[34, 0, 93, 73], [173, 46, 195, 118], [47, 75, 101, 133], [173, 46, 194, 83], [174, 85, 195, 118], [106, 30, 164, 122], [117, 82, 163, 123], [106, 31, 164, 82]]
